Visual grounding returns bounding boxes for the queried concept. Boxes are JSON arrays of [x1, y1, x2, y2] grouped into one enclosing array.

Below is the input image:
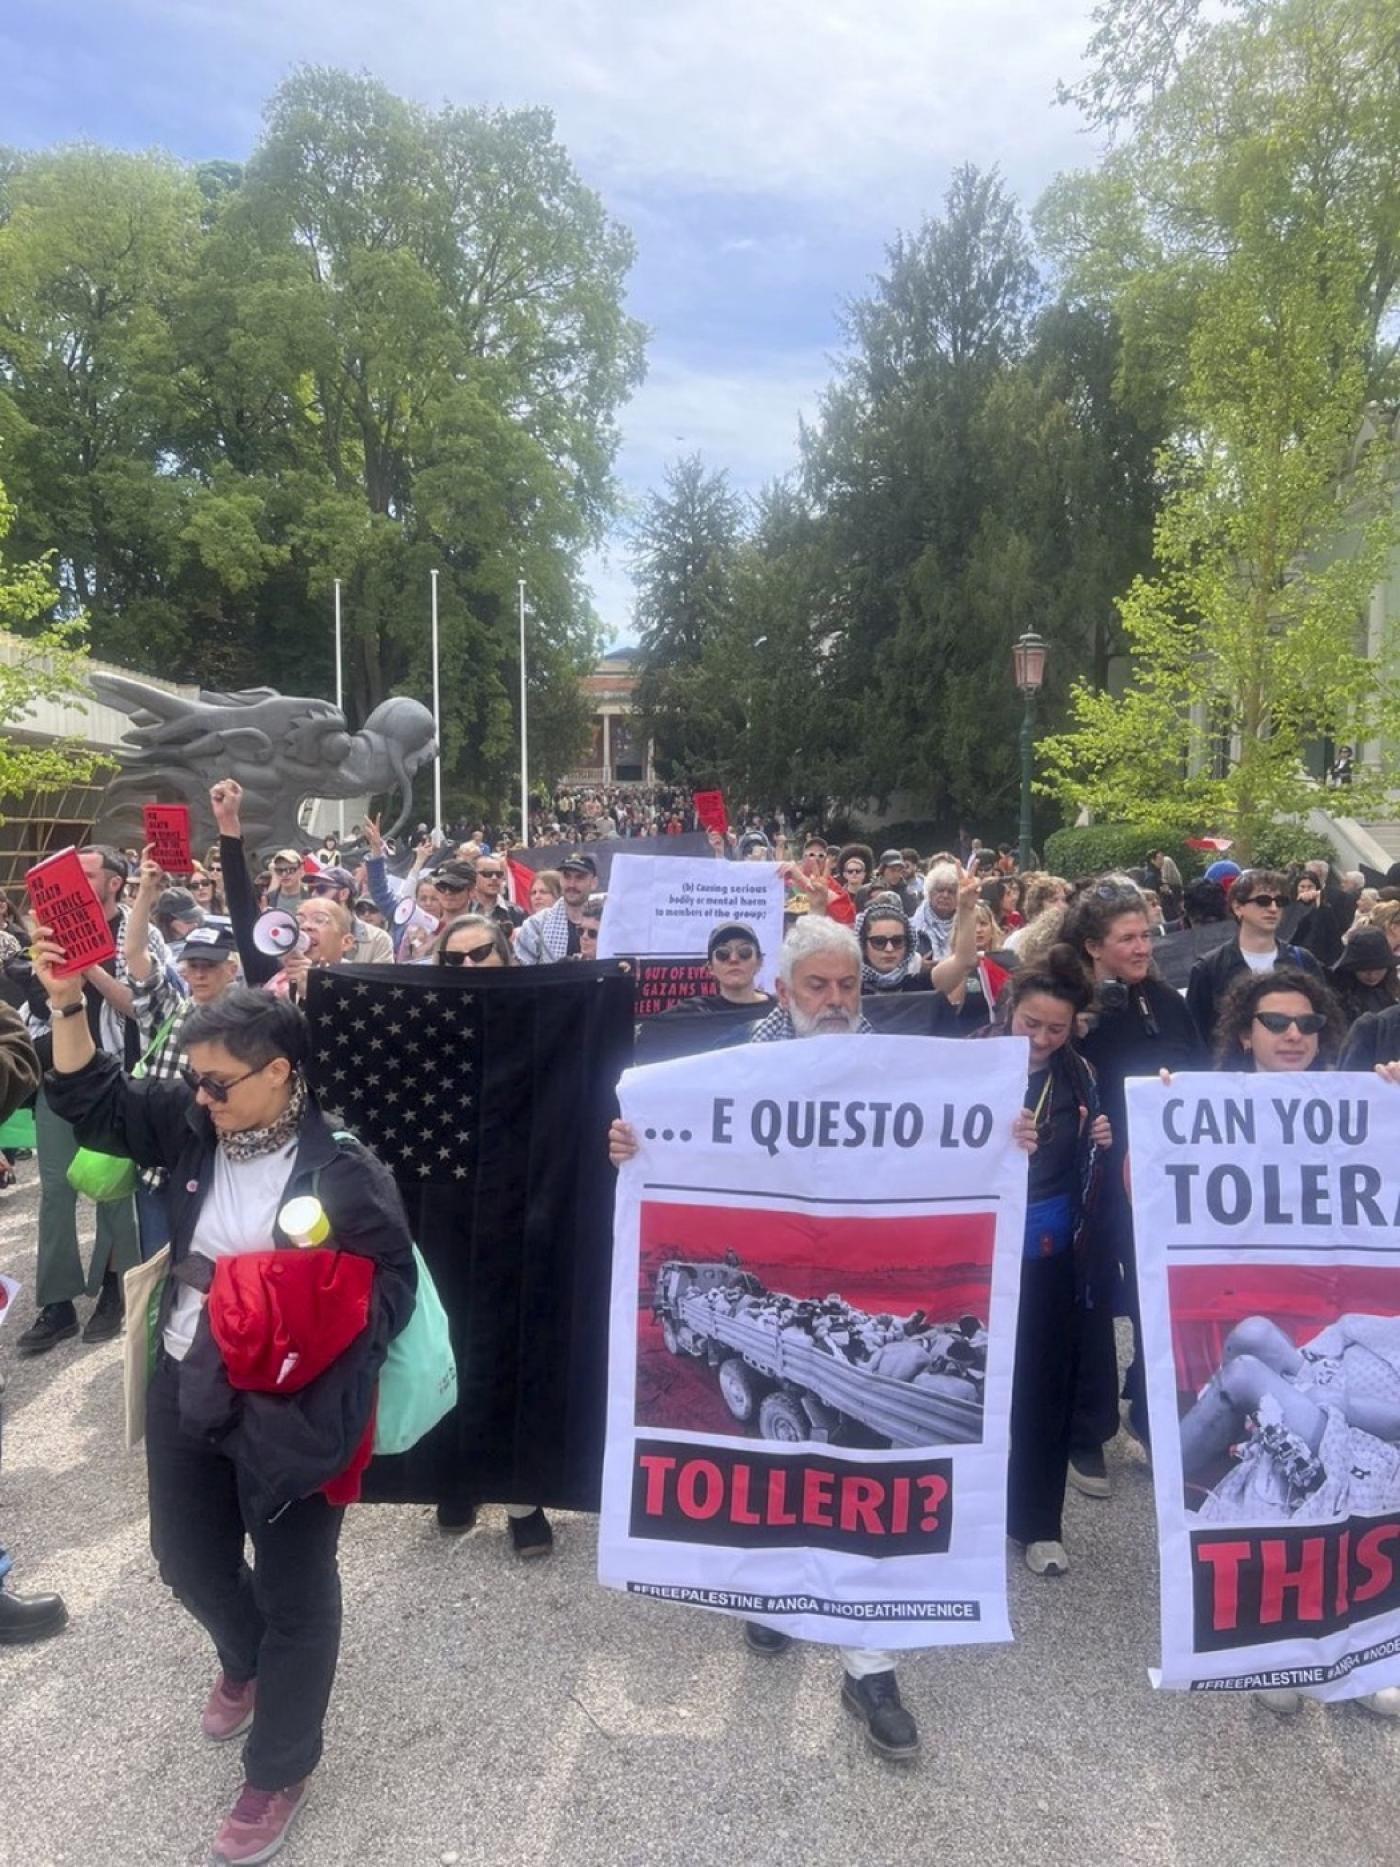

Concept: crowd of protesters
[[6, 795, 1400, 1855]]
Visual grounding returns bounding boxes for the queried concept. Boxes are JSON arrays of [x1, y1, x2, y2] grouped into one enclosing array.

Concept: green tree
[[0, 477, 110, 810], [632, 455, 747, 779], [1037, 0, 1400, 851]]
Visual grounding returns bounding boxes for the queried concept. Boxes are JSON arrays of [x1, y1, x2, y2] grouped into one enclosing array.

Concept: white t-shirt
[[164, 1139, 299, 1361], [1240, 946, 1279, 974]]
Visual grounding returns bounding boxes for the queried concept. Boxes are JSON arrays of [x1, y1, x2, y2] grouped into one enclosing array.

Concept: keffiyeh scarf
[[855, 901, 921, 992]]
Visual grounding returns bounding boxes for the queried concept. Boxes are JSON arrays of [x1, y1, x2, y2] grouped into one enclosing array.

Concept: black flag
[[305, 962, 635, 1511]]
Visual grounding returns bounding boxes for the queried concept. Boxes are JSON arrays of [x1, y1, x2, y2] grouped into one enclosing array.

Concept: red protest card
[[143, 803, 193, 877], [26, 847, 117, 978], [692, 790, 729, 837]]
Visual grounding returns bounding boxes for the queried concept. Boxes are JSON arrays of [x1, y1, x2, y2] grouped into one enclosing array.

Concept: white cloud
[[126, 0, 1097, 210]]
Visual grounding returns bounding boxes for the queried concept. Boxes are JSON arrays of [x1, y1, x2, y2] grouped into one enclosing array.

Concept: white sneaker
[[1025, 1540, 1069, 1577], [1253, 1688, 1302, 1715], [1358, 1688, 1400, 1719]]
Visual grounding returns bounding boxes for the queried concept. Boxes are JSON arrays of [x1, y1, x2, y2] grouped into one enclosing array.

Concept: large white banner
[[597, 856, 785, 990], [598, 1035, 1029, 1647], [1128, 1072, 1400, 1699]]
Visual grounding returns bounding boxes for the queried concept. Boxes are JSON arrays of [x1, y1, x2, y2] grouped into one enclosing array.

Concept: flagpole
[[518, 577, 529, 848], [333, 578, 345, 843], [430, 568, 443, 836]]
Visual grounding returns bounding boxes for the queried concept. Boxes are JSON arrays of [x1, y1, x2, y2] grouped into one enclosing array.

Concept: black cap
[[157, 888, 202, 924], [177, 921, 238, 963], [707, 921, 761, 958], [878, 849, 905, 868], [558, 853, 598, 876], [433, 860, 477, 893]]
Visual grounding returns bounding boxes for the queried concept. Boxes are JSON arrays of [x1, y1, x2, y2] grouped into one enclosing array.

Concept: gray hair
[[777, 916, 861, 986], [926, 862, 958, 895]]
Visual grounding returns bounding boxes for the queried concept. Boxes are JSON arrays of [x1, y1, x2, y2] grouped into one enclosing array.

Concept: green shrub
[[1041, 825, 1206, 882], [1245, 823, 1335, 872]]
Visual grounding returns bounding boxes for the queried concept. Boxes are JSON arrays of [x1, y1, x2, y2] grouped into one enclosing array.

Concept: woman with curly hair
[[1210, 965, 1344, 1071]]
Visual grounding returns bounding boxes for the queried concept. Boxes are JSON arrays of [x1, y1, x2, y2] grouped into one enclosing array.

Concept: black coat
[[1185, 939, 1319, 1047], [1340, 1004, 1400, 1070], [45, 1051, 417, 1519]]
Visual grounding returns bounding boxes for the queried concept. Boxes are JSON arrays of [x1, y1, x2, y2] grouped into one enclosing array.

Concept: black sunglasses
[[712, 944, 756, 963], [1241, 895, 1288, 910], [1254, 1010, 1326, 1035], [436, 879, 474, 895], [441, 942, 497, 966], [867, 934, 907, 951], [184, 1062, 268, 1103]]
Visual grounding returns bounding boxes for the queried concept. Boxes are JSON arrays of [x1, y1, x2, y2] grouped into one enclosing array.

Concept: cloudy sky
[[3, 0, 1102, 641]]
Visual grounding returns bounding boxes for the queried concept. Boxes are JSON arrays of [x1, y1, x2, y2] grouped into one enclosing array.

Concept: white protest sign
[[597, 857, 785, 990], [1128, 1071, 1400, 1700], [598, 1034, 1029, 1648]]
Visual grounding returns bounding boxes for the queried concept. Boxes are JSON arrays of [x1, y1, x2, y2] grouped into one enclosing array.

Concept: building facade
[[568, 646, 653, 785]]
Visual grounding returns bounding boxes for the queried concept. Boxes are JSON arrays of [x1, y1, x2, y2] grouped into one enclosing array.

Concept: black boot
[[508, 1508, 554, 1560], [16, 1301, 78, 1357], [435, 1499, 479, 1535], [0, 1587, 68, 1645], [82, 1273, 124, 1344], [743, 1621, 793, 1657], [841, 1670, 920, 1760]]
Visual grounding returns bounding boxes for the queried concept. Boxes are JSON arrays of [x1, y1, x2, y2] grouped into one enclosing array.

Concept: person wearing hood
[[1330, 928, 1400, 1028], [857, 874, 981, 1000]]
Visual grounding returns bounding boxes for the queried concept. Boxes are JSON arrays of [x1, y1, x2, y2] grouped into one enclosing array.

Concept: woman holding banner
[[1167, 965, 1400, 1717], [990, 946, 1112, 1576], [1061, 880, 1207, 1494]]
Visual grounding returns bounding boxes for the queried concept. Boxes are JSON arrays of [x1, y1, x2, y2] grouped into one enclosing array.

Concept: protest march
[[7, 768, 1400, 1866]]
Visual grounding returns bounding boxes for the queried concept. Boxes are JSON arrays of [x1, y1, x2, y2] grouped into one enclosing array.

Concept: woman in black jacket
[[988, 946, 1111, 1578], [33, 940, 415, 1867], [1061, 880, 1208, 1492]]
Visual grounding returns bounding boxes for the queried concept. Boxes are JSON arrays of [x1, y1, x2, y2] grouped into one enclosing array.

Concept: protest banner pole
[[333, 577, 345, 842], [518, 576, 529, 848], [430, 568, 443, 836]]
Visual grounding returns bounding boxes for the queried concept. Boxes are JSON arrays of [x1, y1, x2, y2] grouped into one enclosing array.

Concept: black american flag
[[305, 961, 636, 1512]]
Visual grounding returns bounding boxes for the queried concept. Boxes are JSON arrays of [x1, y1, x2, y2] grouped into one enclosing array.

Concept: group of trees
[[0, 68, 645, 815], [634, 0, 1400, 853]]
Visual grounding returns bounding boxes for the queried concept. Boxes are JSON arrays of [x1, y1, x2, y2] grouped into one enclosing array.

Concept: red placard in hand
[[26, 847, 117, 978], [692, 790, 729, 837], [142, 803, 193, 877]]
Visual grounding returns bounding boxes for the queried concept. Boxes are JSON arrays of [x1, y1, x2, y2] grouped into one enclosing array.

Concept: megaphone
[[393, 896, 440, 949], [253, 909, 309, 957]]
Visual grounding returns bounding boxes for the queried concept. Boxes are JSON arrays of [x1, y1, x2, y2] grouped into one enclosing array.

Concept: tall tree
[[631, 455, 746, 779], [1037, 0, 1400, 850]]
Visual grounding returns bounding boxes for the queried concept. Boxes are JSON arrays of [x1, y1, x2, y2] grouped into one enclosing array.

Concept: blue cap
[[1204, 859, 1242, 884]]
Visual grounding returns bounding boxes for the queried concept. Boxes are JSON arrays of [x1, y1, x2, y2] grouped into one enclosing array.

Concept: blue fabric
[[1023, 1193, 1074, 1262], [136, 1182, 172, 1261]]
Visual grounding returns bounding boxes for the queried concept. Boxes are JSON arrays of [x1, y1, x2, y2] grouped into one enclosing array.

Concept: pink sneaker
[[212, 1780, 307, 1864], [201, 1672, 257, 1743]]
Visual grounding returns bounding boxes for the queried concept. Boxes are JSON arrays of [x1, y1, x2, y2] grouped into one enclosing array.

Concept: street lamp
[[1013, 629, 1048, 872]]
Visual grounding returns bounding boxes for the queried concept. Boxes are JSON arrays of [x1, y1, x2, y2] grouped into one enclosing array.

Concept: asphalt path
[[1, 1173, 1395, 1867]]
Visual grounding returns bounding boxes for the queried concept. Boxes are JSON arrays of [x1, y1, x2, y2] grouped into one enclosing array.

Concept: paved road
[[1, 1173, 1395, 1867]]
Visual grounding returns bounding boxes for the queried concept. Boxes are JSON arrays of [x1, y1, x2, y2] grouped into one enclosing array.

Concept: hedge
[[1041, 822, 1336, 882]]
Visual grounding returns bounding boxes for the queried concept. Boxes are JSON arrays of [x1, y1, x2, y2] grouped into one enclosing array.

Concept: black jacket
[[45, 1051, 416, 1517], [1340, 1004, 1400, 1070], [1185, 939, 1319, 1047]]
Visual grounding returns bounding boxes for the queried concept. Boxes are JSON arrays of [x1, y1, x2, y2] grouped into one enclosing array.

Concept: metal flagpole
[[518, 577, 529, 847], [430, 568, 443, 836], [333, 579, 345, 842]]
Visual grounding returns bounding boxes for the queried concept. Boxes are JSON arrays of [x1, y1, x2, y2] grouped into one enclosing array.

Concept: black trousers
[[145, 1356, 345, 1789], [1007, 1250, 1078, 1545]]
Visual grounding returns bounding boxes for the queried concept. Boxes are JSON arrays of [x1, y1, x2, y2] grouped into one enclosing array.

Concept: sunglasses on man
[[272, 860, 299, 874], [183, 1061, 270, 1103], [1240, 894, 1288, 910], [1254, 1010, 1326, 1035], [441, 941, 497, 966], [436, 879, 474, 895]]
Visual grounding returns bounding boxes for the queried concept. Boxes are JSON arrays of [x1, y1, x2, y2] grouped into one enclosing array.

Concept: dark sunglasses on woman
[[1254, 1010, 1326, 1035], [712, 944, 755, 963], [441, 942, 497, 966], [867, 934, 907, 952]]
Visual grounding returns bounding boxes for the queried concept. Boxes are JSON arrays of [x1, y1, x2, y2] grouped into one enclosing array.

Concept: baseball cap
[[737, 832, 771, 858], [558, 853, 598, 876], [178, 922, 238, 963], [1204, 859, 1243, 884], [878, 849, 905, 868], [157, 888, 202, 924], [707, 921, 761, 958], [433, 860, 478, 892], [309, 865, 356, 893], [272, 848, 302, 868]]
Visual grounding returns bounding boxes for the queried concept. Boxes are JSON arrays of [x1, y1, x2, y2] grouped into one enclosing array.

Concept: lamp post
[[1013, 629, 1048, 872]]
